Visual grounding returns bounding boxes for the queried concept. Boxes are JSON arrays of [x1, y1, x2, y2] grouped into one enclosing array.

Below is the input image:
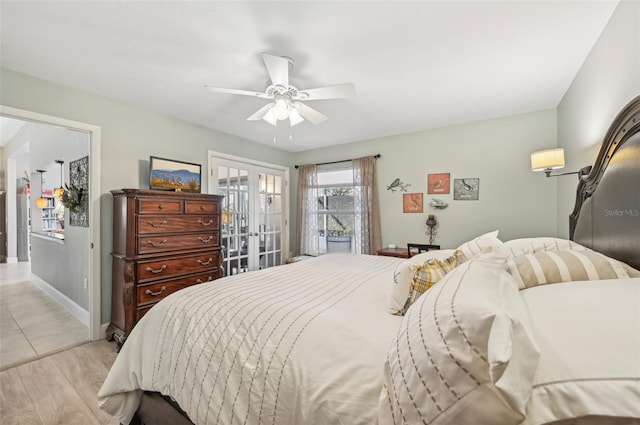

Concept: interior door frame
[[0, 105, 102, 341], [207, 150, 290, 266]]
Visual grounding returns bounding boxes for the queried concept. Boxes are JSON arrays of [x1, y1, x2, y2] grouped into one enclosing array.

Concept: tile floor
[[0, 261, 89, 370]]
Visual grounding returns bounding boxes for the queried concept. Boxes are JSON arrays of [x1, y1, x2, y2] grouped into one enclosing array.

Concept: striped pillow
[[504, 249, 640, 290], [400, 250, 464, 314]]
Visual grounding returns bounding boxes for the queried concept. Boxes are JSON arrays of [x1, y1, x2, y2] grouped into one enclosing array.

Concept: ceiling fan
[[205, 53, 355, 127]]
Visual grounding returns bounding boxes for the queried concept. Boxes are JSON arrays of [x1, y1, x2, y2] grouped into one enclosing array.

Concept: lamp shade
[[54, 187, 65, 200], [36, 197, 48, 208], [531, 148, 565, 171]]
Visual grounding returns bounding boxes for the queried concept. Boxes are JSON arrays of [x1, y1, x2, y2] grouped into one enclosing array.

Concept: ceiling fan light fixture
[[272, 97, 290, 120], [208, 53, 354, 129], [289, 108, 304, 126], [262, 108, 278, 126]]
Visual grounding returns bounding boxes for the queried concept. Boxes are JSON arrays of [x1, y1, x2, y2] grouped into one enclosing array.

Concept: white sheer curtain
[[353, 156, 381, 254], [295, 164, 319, 256]]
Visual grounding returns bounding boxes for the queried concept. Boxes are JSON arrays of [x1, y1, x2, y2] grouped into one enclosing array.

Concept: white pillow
[[456, 230, 503, 259], [522, 278, 640, 423], [499, 237, 587, 257], [380, 252, 540, 425], [388, 249, 457, 315]]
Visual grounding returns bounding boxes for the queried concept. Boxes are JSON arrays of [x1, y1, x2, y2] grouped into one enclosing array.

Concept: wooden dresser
[[107, 189, 223, 347]]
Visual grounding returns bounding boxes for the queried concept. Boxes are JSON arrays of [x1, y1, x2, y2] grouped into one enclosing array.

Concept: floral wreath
[[60, 183, 84, 211]]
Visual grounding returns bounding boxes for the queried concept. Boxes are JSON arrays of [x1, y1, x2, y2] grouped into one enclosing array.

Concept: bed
[[98, 94, 640, 425]]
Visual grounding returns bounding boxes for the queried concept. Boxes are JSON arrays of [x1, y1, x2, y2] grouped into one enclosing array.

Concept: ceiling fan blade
[[246, 103, 273, 121], [262, 54, 289, 87], [293, 102, 327, 125], [205, 85, 271, 99], [299, 83, 355, 100]]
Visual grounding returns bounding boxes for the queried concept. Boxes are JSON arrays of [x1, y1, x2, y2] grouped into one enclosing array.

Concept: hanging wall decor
[[386, 178, 410, 192], [427, 173, 450, 194], [403, 193, 423, 213], [68, 156, 89, 227], [453, 178, 479, 200]]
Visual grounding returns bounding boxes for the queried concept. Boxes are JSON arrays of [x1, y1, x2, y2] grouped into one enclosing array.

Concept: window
[[296, 156, 380, 256], [317, 167, 355, 254]]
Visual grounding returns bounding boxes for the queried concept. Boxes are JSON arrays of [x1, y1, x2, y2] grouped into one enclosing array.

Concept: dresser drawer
[[138, 232, 219, 254], [138, 215, 220, 234], [137, 271, 217, 305], [136, 304, 153, 322], [138, 199, 182, 214], [185, 200, 219, 214], [137, 251, 220, 282]]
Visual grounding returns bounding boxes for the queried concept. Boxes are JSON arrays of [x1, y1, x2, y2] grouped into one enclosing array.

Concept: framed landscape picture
[[453, 178, 479, 200], [149, 156, 201, 193]]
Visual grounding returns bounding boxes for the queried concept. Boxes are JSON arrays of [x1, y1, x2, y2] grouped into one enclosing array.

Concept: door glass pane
[[257, 169, 283, 269], [214, 159, 285, 273], [218, 164, 251, 275]]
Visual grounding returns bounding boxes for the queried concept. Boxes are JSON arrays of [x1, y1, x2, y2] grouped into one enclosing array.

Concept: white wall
[[292, 109, 558, 251], [27, 123, 90, 310], [0, 68, 293, 324], [557, 0, 640, 238]]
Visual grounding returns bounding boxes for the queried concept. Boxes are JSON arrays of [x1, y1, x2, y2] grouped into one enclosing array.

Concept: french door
[[210, 154, 288, 276]]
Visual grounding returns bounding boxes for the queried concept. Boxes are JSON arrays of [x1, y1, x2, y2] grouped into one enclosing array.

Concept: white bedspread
[[98, 253, 403, 425]]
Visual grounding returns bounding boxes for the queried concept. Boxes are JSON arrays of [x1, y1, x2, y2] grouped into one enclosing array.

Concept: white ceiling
[[0, 1, 619, 152]]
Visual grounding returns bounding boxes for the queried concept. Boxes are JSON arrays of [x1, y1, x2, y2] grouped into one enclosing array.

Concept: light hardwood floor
[[0, 339, 120, 425], [1, 262, 89, 370]]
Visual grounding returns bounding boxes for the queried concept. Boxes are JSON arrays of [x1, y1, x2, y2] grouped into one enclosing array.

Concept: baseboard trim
[[7, 257, 18, 264], [100, 322, 110, 339], [30, 273, 89, 326]]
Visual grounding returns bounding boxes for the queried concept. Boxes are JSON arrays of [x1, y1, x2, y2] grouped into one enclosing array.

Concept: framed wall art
[[428, 173, 450, 194], [68, 156, 89, 227], [453, 178, 479, 200], [403, 193, 423, 213], [149, 156, 201, 193]]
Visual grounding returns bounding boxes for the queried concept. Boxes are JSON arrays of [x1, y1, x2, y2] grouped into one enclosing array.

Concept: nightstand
[[376, 247, 409, 258]]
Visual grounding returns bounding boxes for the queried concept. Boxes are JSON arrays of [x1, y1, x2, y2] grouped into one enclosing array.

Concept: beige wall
[[292, 109, 558, 252], [557, 0, 640, 237], [0, 69, 293, 323]]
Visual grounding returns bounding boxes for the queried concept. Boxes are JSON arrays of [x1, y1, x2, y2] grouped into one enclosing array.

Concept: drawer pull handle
[[146, 265, 167, 274], [147, 239, 168, 247], [158, 204, 165, 209], [145, 286, 166, 297], [198, 219, 213, 226], [197, 258, 213, 266], [147, 220, 167, 228], [200, 205, 206, 210], [198, 236, 213, 243], [196, 277, 213, 283]]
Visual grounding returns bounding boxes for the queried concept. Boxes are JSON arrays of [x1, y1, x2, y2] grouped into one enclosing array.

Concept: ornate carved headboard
[[570, 95, 640, 270]]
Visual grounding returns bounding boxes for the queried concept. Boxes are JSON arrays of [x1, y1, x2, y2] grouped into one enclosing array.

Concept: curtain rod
[[294, 154, 380, 169]]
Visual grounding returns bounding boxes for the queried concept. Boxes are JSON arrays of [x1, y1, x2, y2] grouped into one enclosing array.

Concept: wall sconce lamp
[[54, 160, 65, 200], [530, 148, 591, 178], [35, 169, 48, 208]]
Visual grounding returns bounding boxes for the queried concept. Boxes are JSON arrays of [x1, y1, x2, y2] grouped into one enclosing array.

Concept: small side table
[[376, 247, 409, 258]]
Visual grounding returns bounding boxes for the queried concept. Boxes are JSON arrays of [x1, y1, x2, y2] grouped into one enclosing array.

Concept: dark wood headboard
[[570, 95, 640, 270]]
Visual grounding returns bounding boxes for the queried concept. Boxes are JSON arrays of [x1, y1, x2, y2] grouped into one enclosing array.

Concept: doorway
[[209, 152, 289, 276], [0, 105, 101, 342]]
